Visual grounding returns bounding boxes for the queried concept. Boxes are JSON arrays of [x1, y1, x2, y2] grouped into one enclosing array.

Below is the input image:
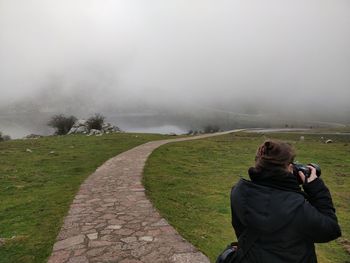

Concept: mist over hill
[[1, 0, 349, 137], [1, 84, 349, 138]]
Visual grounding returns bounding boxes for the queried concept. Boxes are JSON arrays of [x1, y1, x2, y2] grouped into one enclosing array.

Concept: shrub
[[87, 113, 105, 130], [203, 125, 220, 133], [0, 131, 11, 142], [2, 134, 11, 141], [48, 114, 77, 135]]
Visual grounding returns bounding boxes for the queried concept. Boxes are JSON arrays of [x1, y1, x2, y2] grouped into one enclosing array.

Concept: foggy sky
[[1, 0, 350, 136]]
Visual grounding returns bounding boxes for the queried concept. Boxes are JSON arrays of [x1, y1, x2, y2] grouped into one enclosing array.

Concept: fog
[[1, 0, 349, 137]]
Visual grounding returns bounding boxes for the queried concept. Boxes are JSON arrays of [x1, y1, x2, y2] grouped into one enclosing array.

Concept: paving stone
[[86, 247, 106, 257], [119, 259, 143, 263], [147, 229, 161, 236], [53, 235, 85, 251], [171, 252, 211, 263], [139, 236, 153, 242], [67, 255, 88, 263], [86, 198, 100, 203], [88, 240, 113, 248], [73, 249, 86, 256], [114, 228, 134, 236], [134, 231, 146, 237], [140, 251, 164, 263], [108, 219, 125, 225], [100, 234, 118, 242], [151, 219, 169, 227], [158, 246, 172, 255], [107, 224, 122, 230], [47, 250, 71, 263], [81, 225, 94, 231], [120, 237, 137, 243], [95, 223, 107, 229], [101, 214, 116, 220], [100, 229, 113, 235], [104, 198, 118, 202], [130, 244, 154, 258], [87, 233, 98, 240]]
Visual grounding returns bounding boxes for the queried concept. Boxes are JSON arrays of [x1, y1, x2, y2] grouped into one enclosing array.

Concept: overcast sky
[[0, 0, 350, 126]]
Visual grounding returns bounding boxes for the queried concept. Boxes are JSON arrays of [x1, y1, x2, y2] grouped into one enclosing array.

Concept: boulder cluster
[[68, 119, 121, 136]]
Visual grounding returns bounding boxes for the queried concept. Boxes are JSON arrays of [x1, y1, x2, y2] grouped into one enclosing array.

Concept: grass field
[[144, 131, 350, 262], [0, 133, 170, 263]]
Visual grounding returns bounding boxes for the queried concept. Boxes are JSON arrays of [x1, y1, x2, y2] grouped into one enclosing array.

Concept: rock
[[73, 119, 88, 127], [68, 119, 89, 135], [67, 127, 77, 135], [101, 122, 121, 133], [68, 126, 87, 134], [75, 126, 89, 134], [102, 122, 112, 129], [325, 139, 333, 144], [88, 129, 102, 136], [68, 119, 121, 135]]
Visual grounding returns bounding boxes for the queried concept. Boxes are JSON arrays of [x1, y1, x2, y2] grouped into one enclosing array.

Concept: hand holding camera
[[298, 165, 318, 184], [293, 162, 321, 184]]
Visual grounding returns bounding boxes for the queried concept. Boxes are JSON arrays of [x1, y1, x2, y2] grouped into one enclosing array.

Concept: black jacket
[[231, 178, 341, 263]]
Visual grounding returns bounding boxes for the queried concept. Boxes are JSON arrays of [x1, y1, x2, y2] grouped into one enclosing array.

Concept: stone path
[[48, 130, 240, 263]]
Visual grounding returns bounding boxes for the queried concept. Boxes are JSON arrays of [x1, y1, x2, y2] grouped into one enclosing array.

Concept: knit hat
[[255, 140, 295, 170]]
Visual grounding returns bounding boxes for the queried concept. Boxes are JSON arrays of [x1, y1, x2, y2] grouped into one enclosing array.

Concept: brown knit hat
[[255, 140, 295, 170]]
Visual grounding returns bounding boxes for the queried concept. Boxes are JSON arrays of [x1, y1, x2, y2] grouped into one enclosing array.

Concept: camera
[[293, 162, 321, 184]]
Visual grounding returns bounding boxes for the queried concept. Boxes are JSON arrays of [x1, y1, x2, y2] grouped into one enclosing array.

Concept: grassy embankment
[[0, 133, 170, 263], [144, 131, 350, 263]]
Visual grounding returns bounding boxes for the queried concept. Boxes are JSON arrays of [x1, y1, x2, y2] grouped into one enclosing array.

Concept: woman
[[230, 140, 341, 262]]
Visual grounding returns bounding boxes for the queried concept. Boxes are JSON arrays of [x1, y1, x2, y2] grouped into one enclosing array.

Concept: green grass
[[0, 133, 170, 263], [144, 132, 350, 262]]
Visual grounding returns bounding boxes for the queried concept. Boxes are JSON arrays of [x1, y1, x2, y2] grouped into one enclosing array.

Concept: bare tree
[[87, 113, 105, 130], [48, 114, 77, 135]]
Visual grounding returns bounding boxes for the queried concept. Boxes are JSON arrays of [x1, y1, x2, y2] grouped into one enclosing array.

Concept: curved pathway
[[48, 130, 241, 263]]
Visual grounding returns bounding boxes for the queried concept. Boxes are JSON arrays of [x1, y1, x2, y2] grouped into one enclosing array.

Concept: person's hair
[[255, 140, 295, 171]]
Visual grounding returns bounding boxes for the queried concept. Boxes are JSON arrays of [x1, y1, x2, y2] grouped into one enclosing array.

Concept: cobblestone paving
[[48, 131, 239, 263]]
